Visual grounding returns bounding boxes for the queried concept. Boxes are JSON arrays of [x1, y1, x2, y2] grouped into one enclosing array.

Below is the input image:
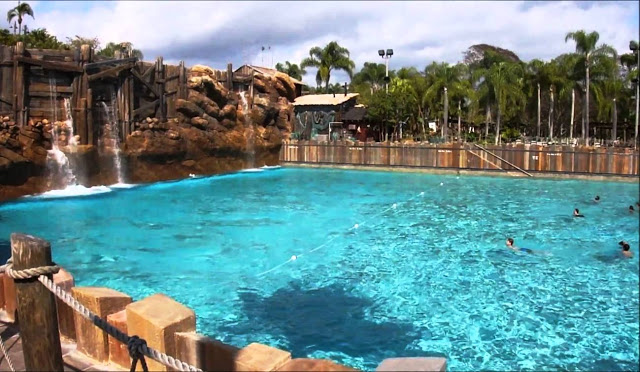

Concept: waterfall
[[46, 74, 77, 188], [100, 98, 125, 184], [240, 91, 255, 168]]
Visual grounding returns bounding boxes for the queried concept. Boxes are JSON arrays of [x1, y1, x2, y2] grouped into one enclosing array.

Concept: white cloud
[[4, 1, 638, 86]]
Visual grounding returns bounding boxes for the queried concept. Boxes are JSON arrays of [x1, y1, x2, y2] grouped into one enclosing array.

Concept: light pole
[[378, 49, 393, 93], [631, 41, 639, 149]]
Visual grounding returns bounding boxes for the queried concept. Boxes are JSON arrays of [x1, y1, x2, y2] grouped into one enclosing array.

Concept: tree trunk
[[495, 107, 501, 145], [586, 63, 590, 145], [548, 86, 554, 140], [570, 89, 575, 141], [612, 98, 617, 143], [537, 83, 541, 139], [443, 87, 448, 141], [457, 100, 462, 143], [581, 89, 586, 142], [485, 103, 491, 138]]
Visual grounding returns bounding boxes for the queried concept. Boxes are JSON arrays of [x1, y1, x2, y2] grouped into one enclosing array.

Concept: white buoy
[[291, 255, 297, 261]]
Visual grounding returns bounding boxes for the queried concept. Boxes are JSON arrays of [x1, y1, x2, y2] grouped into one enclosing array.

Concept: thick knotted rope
[[127, 336, 149, 372], [0, 259, 202, 372], [1, 257, 60, 280]]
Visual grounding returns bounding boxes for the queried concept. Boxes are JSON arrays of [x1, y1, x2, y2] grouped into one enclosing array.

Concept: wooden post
[[10, 233, 64, 371], [226, 63, 233, 91], [78, 44, 92, 145], [155, 56, 166, 122], [178, 60, 186, 100], [13, 42, 26, 127]]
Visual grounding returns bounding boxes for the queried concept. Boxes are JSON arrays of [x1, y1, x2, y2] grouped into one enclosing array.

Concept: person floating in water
[[594, 195, 600, 203], [573, 208, 584, 217], [629, 205, 635, 213], [619, 241, 633, 258], [505, 237, 533, 254]]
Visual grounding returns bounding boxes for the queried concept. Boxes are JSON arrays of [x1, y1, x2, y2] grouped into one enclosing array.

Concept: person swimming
[[573, 208, 584, 217], [629, 205, 635, 213], [594, 195, 600, 203], [505, 237, 533, 254], [620, 241, 633, 258]]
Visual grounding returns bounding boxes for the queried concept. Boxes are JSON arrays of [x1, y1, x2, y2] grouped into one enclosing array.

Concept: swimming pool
[[1, 168, 638, 371]]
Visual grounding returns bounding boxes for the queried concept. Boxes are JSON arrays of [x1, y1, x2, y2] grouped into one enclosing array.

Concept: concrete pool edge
[[281, 162, 640, 183]]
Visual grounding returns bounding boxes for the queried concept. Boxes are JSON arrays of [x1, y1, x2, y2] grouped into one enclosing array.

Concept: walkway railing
[[0, 233, 201, 372]]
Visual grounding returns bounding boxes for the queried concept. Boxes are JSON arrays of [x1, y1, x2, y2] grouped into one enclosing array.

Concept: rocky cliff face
[[0, 65, 296, 202], [123, 65, 295, 183]]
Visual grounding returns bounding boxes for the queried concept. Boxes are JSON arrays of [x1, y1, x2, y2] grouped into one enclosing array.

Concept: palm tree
[[565, 30, 617, 144], [593, 55, 625, 142], [275, 61, 306, 81], [424, 62, 468, 139], [351, 62, 388, 94], [6, 1, 34, 36], [300, 41, 355, 93], [525, 59, 546, 139], [476, 61, 525, 144]]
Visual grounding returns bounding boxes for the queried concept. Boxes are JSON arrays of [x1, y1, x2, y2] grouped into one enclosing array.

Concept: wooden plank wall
[[1, 43, 189, 145], [280, 141, 640, 176]]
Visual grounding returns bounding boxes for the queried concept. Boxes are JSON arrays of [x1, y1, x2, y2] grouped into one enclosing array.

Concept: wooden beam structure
[[130, 68, 160, 98], [16, 55, 84, 73], [87, 62, 135, 82], [83, 57, 138, 71]]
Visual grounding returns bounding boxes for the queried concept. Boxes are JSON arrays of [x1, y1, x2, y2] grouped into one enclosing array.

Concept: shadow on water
[[222, 281, 440, 365]]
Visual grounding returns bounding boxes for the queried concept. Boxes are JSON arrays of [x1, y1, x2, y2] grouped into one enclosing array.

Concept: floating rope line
[[0, 260, 202, 372], [256, 191, 426, 277]]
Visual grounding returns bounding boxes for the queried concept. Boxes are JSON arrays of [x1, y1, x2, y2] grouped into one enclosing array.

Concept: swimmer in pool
[[594, 195, 600, 203], [629, 205, 635, 213], [573, 208, 584, 217], [620, 242, 633, 258], [505, 237, 533, 254]]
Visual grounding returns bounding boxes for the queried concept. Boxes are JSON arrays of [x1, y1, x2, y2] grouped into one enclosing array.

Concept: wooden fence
[[280, 141, 640, 177]]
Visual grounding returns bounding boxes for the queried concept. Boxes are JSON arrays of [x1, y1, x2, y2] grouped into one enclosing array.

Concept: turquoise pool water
[[1, 168, 638, 371]]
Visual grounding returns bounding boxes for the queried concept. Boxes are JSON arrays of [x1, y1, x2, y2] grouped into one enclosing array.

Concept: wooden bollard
[[10, 233, 64, 371]]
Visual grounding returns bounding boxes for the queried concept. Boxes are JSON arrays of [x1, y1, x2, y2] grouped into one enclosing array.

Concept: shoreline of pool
[[281, 161, 640, 183]]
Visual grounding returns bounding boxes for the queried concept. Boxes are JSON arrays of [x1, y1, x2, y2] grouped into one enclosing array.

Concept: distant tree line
[[2, 2, 144, 59], [275, 33, 639, 144]]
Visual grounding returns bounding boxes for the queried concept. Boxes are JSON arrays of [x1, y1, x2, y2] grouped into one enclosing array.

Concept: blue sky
[[2, 1, 638, 86]]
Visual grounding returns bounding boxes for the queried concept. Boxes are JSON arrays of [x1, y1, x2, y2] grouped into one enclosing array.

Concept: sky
[[2, 1, 639, 86]]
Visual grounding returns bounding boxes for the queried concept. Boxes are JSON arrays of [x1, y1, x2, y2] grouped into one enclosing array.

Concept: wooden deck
[[1, 322, 121, 372]]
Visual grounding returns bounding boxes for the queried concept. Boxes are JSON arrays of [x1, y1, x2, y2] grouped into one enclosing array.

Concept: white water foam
[[239, 168, 264, 173], [109, 183, 137, 189], [28, 185, 112, 199], [260, 165, 281, 170]]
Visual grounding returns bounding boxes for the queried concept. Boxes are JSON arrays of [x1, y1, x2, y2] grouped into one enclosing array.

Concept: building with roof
[[234, 65, 305, 97], [292, 93, 360, 140]]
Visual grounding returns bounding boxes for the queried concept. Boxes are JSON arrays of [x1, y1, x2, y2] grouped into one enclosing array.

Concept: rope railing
[[0, 259, 202, 372]]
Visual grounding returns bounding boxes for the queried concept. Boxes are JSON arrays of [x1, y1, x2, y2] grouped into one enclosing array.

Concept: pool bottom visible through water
[[0, 168, 638, 371]]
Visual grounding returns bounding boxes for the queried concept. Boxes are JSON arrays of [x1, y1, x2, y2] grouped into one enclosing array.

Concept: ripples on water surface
[[0, 168, 638, 371]]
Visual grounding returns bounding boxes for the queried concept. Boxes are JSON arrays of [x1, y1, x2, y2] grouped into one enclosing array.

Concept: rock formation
[[0, 65, 297, 201]]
